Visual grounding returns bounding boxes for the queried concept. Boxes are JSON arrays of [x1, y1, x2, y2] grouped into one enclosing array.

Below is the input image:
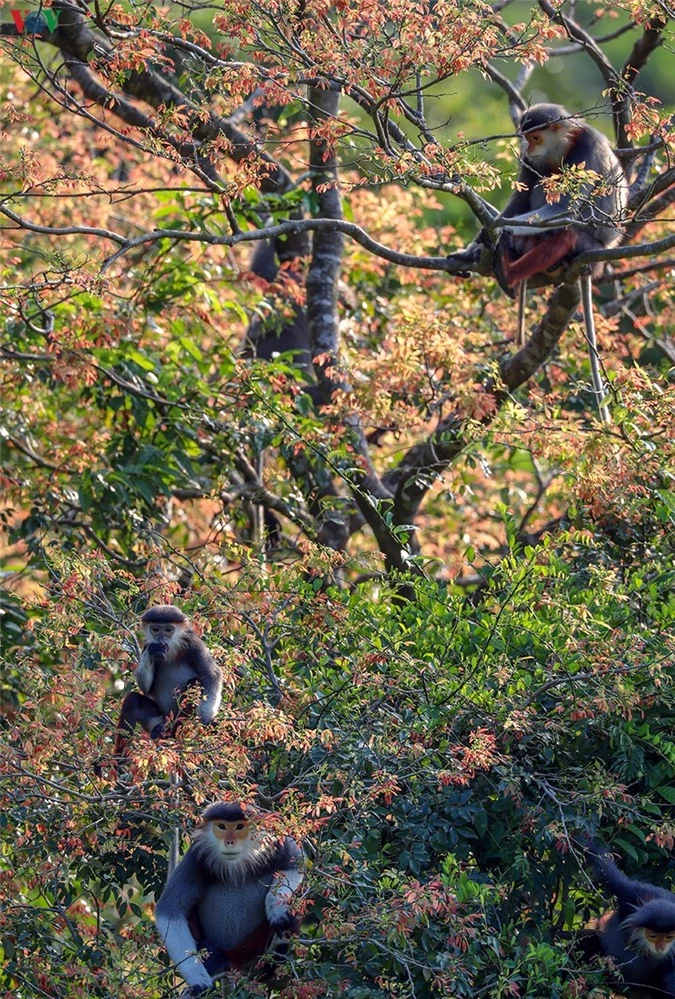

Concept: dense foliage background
[[0, 1, 674, 997]]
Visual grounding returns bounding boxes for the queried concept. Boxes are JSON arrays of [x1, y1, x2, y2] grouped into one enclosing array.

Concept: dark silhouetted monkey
[[587, 842, 675, 997]]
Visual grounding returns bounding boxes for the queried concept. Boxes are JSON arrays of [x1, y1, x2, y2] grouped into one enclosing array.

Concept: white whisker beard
[[192, 827, 278, 885]]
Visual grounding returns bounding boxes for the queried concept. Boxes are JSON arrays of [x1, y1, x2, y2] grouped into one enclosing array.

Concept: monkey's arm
[[500, 165, 539, 220], [155, 851, 213, 990], [265, 838, 304, 931], [249, 239, 279, 281], [458, 173, 536, 260], [188, 640, 223, 725], [660, 967, 675, 992], [590, 846, 661, 908], [496, 163, 577, 239], [503, 137, 625, 236], [501, 209, 572, 236], [135, 646, 155, 695]]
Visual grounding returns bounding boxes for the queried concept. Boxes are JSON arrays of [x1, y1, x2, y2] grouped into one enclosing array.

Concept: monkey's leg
[[516, 279, 528, 347], [574, 928, 604, 961], [171, 678, 202, 735], [493, 235, 519, 299], [580, 275, 611, 424], [113, 692, 166, 755], [252, 449, 265, 555], [504, 229, 577, 286]]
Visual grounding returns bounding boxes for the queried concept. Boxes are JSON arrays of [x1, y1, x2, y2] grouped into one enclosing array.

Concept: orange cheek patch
[[212, 822, 251, 842]]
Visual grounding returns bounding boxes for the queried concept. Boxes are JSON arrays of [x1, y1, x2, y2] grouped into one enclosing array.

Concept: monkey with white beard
[[155, 802, 303, 994]]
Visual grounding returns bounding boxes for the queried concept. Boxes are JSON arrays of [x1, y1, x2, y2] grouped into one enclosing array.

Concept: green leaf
[[614, 838, 638, 861], [126, 350, 156, 372]]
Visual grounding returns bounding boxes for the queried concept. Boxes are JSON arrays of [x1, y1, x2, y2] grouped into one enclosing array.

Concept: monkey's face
[[521, 122, 575, 167], [210, 817, 250, 859], [143, 622, 184, 659], [206, 818, 269, 864], [146, 621, 177, 641], [643, 927, 675, 956], [193, 811, 277, 881], [629, 926, 675, 958]]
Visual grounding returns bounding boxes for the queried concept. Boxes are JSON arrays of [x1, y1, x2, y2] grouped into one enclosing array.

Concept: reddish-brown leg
[[503, 229, 578, 286]]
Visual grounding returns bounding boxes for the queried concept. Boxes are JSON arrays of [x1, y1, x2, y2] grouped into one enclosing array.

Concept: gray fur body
[[155, 835, 302, 990], [135, 630, 222, 726], [501, 104, 628, 248], [141, 654, 205, 718], [183, 851, 273, 950]]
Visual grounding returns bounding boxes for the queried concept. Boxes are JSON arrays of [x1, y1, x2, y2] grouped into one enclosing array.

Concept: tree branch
[[537, 0, 630, 147], [621, 16, 667, 86], [306, 85, 345, 397], [100, 217, 483, 273]]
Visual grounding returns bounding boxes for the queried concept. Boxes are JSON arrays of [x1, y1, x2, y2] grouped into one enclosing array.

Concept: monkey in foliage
[[586, 842, 675, 997], [113, 605, 222, 757], [155, 801, 303, 994]]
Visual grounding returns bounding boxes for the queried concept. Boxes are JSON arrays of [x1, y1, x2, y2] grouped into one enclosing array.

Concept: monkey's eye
[[164, 626, 174, 636], [151, 626, 160, 634], [236, 823, 246, 831], [216, 823, 227, 830]]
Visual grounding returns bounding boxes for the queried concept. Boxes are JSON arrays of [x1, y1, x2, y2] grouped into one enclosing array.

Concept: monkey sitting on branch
[[113, 605, 222, 759], [495, 104, 627, 294], [457, 103, 629, 423], [584, 841, 675, 997], [155, 801, 303, 995]]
